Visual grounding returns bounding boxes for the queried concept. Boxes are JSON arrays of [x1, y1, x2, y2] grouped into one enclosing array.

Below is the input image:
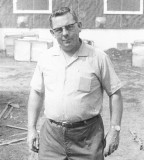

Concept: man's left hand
[[104, 129, 120, 157]]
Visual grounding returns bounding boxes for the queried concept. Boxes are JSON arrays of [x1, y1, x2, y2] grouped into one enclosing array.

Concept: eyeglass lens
[[53, 22, 77, 33]]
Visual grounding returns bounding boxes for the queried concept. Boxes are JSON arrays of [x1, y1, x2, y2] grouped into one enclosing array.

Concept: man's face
[[51, 13, 82, 53]]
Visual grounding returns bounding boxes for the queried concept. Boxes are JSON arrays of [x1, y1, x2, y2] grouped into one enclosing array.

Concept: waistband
[[49, 115, 100, 128]]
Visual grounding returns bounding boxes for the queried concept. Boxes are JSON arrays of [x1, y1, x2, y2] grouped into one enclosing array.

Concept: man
[[27, 7, 123, 160]]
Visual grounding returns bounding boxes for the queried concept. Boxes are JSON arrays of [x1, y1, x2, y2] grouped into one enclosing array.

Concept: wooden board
[[0, 0, 144, 29]]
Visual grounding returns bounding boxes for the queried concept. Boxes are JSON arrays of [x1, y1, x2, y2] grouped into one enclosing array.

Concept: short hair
[[49, 7, 78, 29]]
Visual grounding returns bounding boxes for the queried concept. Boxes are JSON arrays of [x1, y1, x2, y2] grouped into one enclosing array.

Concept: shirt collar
[[77, 40, 88, 57], [51, 45, 61, 56]]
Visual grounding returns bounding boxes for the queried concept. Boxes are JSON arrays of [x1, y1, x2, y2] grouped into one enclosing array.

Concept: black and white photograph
[[0, 0, 144, 160]]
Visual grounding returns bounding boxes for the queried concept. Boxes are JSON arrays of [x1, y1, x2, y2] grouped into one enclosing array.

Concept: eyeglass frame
[[51, 22, 78, 35]]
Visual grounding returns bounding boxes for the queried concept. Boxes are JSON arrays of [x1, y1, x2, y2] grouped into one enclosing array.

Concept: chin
[[63, 46, 73, 52]]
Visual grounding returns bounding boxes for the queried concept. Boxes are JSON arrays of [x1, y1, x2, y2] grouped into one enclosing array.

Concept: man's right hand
[[27, 128, 39, 153]]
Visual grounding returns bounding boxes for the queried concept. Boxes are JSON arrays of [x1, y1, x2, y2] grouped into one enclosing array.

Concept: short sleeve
[[30, 63, 45, 93], [100, 54, 122, 96]]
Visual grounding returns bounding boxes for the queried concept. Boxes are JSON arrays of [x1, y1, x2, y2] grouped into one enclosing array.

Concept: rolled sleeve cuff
[[107, 82, 123, 96]]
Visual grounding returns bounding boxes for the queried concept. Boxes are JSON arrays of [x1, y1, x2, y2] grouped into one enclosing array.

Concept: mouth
[[62, 39, 71, 44]]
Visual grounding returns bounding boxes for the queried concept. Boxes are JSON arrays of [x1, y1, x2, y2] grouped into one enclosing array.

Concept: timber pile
[[0, 125, 27, 146]]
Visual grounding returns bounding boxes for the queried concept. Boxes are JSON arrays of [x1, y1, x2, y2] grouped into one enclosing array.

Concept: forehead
[[52, 13, 75, 29]]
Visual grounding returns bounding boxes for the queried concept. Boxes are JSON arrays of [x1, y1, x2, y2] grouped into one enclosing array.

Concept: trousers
[[38, 115, 105, 160]]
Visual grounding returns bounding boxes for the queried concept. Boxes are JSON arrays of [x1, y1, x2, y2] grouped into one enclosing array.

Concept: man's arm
[[27, 88, 44, 153], [104, 89, 123, 157]]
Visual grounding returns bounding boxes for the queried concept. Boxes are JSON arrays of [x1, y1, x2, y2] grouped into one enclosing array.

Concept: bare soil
[[0, 49, 144, 160]]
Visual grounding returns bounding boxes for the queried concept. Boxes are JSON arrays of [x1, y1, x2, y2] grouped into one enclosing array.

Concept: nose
[[62, 27, 69, 36]]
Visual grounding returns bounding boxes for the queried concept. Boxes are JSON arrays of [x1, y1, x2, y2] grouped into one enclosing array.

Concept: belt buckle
[[62, 121, 68, 127]]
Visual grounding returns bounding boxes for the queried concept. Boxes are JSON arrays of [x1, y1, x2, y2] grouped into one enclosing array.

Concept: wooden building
[[0, 0, 144, 51]]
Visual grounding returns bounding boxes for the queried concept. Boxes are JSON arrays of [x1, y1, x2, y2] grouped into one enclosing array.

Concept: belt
[[49, 115, 99, 128]]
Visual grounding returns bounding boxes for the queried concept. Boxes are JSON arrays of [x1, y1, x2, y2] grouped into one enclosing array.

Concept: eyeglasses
[[52, 22, 77, 34]]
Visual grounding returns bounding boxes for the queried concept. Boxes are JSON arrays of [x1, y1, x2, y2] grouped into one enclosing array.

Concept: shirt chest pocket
[[78, 76, 92, 92], [77, 71, 100, 93]]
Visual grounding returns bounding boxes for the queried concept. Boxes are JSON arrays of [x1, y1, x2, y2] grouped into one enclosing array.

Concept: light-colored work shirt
[[30, 41, 122, 122]]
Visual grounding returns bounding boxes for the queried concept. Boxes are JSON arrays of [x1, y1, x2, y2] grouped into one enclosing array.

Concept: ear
[[77, 22, 82, 32]]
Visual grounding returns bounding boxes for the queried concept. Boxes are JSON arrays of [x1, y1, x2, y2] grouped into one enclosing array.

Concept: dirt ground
[[0, 49, 144, 160]]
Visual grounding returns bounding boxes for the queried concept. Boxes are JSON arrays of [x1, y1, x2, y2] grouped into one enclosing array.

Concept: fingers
[[32, 146, 39, 153], [29, 139, 39, 153], [27, 134, 39, 153], [104, 148, 114, 157], [33, 137, 39, 153], [104, 129, 120, 157], [104, 145, 110, 157], [104, 144, 118, 157], [35, 136, 39, 150], [31, 139, 39, 153]]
